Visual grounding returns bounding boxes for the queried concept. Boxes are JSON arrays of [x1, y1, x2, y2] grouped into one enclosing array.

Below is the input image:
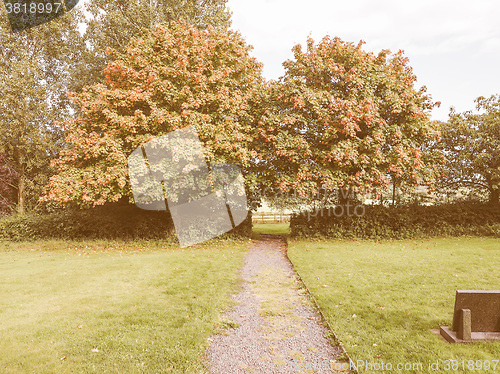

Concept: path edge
[[280, 235, 359, 374]]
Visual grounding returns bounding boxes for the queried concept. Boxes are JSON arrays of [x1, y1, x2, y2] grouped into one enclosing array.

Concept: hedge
[[290, 202, 500, 239], [0, 203, 252, 242]]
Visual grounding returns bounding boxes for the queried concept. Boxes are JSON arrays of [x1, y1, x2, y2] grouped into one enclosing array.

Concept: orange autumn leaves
[[43, 22, 442, 207], [255, 36, 441, 197], [43, 20, 264, 207]]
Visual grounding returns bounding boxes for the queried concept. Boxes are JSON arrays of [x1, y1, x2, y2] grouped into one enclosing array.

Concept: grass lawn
[[252, 222, 290, 236], [0, 238, 252, 374], [288, 237, 500, 374]]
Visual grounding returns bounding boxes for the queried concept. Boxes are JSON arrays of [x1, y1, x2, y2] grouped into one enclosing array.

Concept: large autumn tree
[[436, 94, 500, 204], [256, 36, 442, 206], [43, 20, 264, 207]]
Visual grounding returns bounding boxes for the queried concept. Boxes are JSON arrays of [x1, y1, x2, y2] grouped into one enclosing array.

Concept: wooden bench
[[440, 290, 500, 343]]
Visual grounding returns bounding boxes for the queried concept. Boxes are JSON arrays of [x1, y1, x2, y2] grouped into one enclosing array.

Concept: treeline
[[1, 1, 499, 243]]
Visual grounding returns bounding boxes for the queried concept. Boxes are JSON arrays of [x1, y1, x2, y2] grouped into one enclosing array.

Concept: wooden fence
[[252, 212, 291, 223]]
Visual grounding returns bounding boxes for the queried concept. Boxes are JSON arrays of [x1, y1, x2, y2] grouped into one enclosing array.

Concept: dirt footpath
[[204, 235, 351, 373]]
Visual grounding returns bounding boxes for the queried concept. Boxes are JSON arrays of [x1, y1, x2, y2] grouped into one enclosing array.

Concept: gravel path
[[204, 235, 350, 373]]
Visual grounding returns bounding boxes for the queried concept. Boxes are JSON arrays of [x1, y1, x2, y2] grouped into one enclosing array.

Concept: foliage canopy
[[437, 94, 500, 204], [0, 11, 84, 213], [43, 20, 264, 207], [256, 36, 441, 204]]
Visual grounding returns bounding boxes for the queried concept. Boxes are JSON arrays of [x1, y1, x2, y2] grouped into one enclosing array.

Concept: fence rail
[[252, 212, 291, 223]]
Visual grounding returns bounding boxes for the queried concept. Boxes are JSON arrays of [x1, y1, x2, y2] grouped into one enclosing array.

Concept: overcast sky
[[226, 0, 500, 121]]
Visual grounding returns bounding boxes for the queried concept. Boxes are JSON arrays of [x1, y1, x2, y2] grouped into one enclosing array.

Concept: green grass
[[288, 237, 500, 374], [0, 238, 253, 373], [252, 223, 290, 236]]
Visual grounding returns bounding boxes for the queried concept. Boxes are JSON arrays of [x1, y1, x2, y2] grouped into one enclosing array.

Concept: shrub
[[290, 202, 500, 239], [0, 203, 253, 242], [0, 204, 173, 241]]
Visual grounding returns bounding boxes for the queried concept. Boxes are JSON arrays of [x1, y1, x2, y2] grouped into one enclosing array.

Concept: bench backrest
[[452, 290, 500, 332]]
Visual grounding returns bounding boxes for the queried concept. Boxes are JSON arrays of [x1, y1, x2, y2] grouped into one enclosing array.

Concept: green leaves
[[437, 94, 500, 204], [0, 10, 85, 213]]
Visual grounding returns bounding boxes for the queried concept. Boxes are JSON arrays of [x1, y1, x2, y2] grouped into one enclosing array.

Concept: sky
[[226, 0, 500, 121]]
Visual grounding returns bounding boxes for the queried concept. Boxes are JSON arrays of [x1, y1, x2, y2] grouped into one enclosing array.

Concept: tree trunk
[[392, 181, 396, 207], [490, 188, 499, 205], [18, 177, 25, 214], [16, 149, 26, 214]]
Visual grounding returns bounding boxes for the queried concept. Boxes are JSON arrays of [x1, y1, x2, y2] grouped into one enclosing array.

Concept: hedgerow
[[290, 202, 500, 239], [0, 204, 252, 242]]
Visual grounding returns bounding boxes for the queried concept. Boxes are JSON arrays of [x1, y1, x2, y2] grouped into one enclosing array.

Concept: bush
[[0, 204, 174, 241], [0, 203, 253, 242], [290, 202, 500, 239]]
